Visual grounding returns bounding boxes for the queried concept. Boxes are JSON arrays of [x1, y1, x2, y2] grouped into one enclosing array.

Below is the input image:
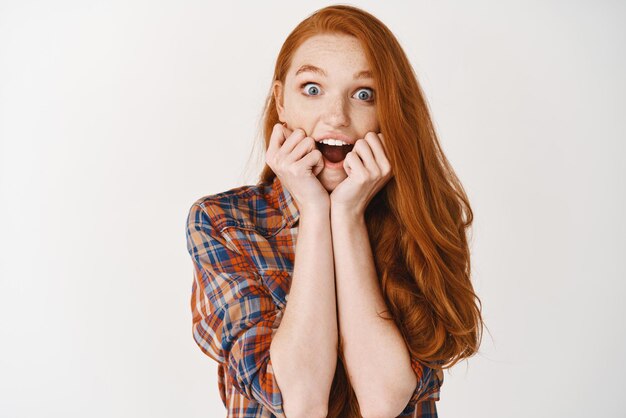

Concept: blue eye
[[354, 88, 374, 101], [299, 82, 374, 102], [302, 82, 321, 96]]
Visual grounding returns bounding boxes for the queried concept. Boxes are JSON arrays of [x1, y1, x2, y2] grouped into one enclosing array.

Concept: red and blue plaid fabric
[[185, 175, 443, 417]]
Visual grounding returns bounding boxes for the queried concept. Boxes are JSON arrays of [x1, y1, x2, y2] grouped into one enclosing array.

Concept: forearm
[[331, 209, 416, 417], [270, 208, 338, 416]]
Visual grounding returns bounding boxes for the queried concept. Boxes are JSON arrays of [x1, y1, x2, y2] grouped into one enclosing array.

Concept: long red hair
[[256, 5, 485, 417]]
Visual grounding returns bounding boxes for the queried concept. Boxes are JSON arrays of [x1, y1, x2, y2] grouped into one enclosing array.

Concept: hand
[[329, 132, 393, 217], [265, 123, 330, 214]]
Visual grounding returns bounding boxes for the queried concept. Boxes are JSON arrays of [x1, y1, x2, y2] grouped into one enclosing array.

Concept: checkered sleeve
[[398, 358, 444, 417], [186, 203, 286, 418]]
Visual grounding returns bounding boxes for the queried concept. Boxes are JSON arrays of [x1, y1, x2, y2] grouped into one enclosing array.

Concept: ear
[[272, 80, 285, 122]]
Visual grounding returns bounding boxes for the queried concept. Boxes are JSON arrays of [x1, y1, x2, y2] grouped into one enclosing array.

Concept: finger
[[267, 122, 296, 154], [296, 148, 325, 176], [364, 132, 391, 173], [281, 123, 294, 143], [343, 151, 367, 178], [277, 128, 307, 158], [374, 132, 393, 179], [352, 138, 380, 176], [343, 151, 352, 176], [285, 136, 316, 163], [267, 123, 286, 155]]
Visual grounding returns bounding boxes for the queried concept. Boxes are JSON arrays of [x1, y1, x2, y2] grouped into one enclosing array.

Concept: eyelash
[[299, 81, 375, 102]]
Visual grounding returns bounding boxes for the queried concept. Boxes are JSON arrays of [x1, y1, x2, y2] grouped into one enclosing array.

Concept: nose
[[322, 94, 350, 127]]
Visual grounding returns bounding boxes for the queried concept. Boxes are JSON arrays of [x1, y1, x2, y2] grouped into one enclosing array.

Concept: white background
[[1, 1, 625, 417]]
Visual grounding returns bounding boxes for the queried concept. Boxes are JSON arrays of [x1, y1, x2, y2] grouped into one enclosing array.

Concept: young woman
[[186, 5, 484, 418]]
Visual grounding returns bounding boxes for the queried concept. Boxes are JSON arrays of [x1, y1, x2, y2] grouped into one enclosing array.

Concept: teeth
[[319, 138, 350, 146]]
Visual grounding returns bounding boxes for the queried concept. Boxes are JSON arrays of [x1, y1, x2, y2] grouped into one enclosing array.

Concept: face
[[273, 33, 379, 192]]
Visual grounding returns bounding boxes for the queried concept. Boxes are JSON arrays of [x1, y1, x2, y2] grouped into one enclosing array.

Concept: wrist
[[299, 203, 331, 221], [330, 205, 365, 224]]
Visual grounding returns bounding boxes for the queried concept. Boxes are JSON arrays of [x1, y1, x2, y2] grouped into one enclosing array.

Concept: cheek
[[368, 113, 380, 132], [355, 109, 379, 132], [285, 98, 317, 123]]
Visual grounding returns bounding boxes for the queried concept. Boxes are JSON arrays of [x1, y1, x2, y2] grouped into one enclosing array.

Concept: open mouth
[[316, 141, 354, 163]]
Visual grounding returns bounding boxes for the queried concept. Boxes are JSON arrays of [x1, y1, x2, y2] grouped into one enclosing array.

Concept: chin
[[319, 170, 347, 193]]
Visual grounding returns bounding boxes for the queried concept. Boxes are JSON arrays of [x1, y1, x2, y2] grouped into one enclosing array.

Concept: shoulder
[[186, 182, 285, 237]]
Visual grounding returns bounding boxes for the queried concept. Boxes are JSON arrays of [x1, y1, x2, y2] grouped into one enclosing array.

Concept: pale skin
[[265, 34, 418, 418]]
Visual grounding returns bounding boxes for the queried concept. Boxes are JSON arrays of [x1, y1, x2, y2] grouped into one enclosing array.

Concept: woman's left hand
[[330, 132, 394, 217]]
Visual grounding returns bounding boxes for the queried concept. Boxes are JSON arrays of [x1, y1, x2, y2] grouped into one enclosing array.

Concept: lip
[[313, 132, 356, 145]]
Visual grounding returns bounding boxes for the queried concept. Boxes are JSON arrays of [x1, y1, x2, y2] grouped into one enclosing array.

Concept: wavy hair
[[256, 5, 485, 417]]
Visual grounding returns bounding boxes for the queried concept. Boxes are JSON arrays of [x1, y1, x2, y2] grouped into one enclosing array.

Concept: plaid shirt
[[185, 175, 443, 417]]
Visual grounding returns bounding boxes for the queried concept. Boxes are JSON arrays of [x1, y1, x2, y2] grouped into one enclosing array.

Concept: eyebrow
[[294, 64, 373, 80]]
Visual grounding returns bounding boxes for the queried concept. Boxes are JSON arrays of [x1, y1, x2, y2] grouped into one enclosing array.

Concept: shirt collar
[[272, 175, 300, 228]]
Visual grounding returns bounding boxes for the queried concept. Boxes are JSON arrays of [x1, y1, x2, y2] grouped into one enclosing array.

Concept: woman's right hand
[[265, 122, 330, 214]]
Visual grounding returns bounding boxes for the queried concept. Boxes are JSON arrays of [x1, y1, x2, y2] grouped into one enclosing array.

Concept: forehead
[[289, 34, 370, 75]]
